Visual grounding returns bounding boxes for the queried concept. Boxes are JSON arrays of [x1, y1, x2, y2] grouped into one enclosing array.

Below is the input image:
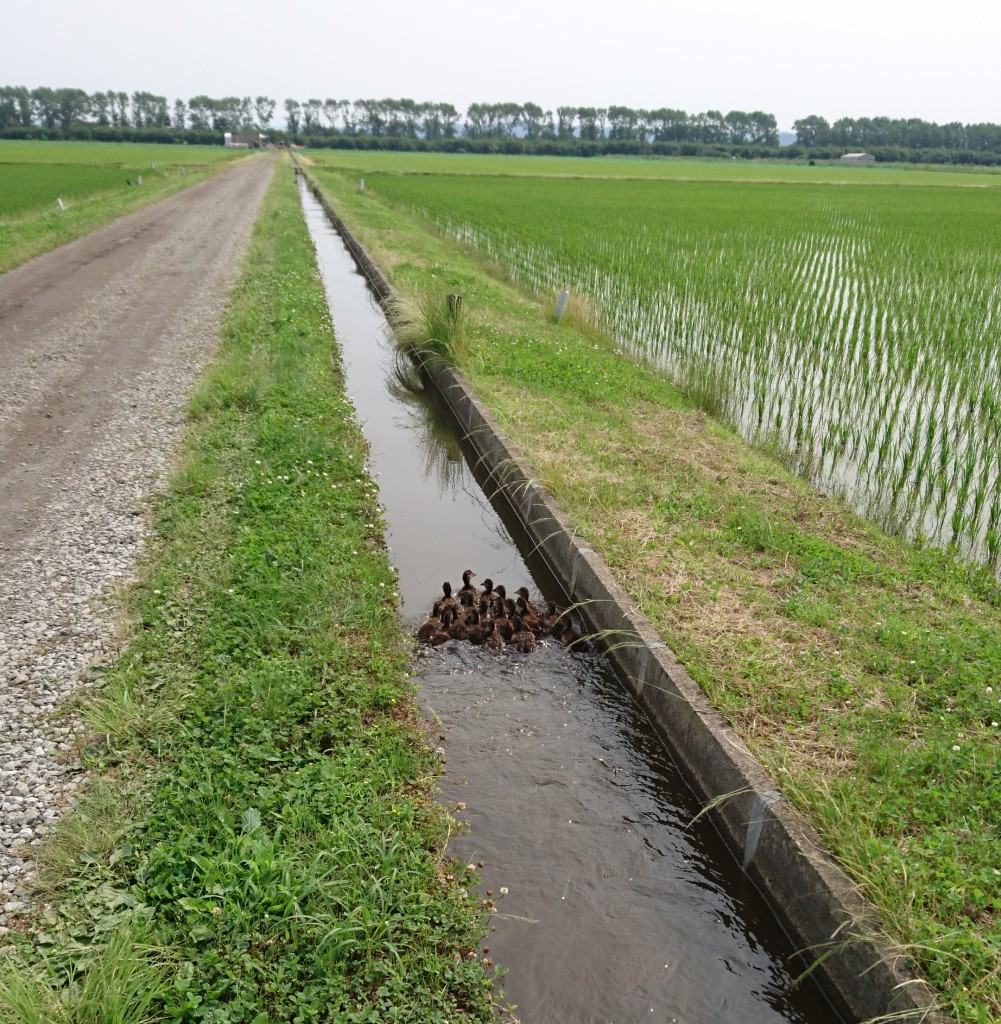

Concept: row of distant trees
[[4, 86, 1001, 161], [0, 87, 778, 145], [286, 99, 781, 146], [792, 114, 1001, 153], [0, 87, 275, 134]]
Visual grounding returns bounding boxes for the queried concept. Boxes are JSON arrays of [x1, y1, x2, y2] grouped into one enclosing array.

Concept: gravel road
[[0, 154, 275, 930]]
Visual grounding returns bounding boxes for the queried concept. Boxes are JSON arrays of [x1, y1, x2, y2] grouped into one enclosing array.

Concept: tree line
[[0, 87, 778, 145], [4, 86, 1001, 163], [0, 87, 276, 134], [792, 114, 1001, 154]]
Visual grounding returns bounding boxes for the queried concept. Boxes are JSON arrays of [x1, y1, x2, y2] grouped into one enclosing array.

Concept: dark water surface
[[299, 180, 843, 1024]]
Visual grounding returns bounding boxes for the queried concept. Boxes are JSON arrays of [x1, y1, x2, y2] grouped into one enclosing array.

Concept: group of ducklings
[[415, 570, 580, 654]]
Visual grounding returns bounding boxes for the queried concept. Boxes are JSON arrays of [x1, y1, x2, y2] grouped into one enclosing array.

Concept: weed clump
[[387, 288, 469, 362]]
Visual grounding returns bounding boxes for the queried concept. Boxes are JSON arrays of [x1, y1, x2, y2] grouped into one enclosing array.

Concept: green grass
[[1, 161, 497, 1023], [305, 147, 1001, 187], [304, 162, 1001, 1023], [0, 140, 244, 273]]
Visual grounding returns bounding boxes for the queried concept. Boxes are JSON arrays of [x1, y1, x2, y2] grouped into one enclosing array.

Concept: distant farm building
[[840, 152, 875, 164], [223, 132, 266, 149]]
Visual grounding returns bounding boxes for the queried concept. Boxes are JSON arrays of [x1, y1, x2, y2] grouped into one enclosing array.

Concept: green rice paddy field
[[309, 147, 1001, 187], [309, 150, 1001, 576], [0, 140, 242, 271]]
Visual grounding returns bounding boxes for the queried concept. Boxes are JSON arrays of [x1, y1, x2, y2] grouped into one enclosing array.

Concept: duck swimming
[[416, 602, 443, 645], [427, 608, 453, 647], [558, 618, 583, 649], [466, 610, 488, 645], [515, 587, 541, 620], [457, 569, 477, 603], [543, 601, 560, 636], [492, 602, 514, 643], [447, 608, 468, 642], [439, 581, 460, 617], [509, 615, 537, 654], [515, 595, 544, 638], [482, 618, 505, 650], [416, 570, 580, 655]]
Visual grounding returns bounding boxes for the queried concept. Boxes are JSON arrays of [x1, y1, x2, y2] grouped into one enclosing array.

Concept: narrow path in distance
[[0, 154, 274, 929]]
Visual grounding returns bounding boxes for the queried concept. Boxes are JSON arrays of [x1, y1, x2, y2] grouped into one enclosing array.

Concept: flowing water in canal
[[299, 180, 844, 1024]]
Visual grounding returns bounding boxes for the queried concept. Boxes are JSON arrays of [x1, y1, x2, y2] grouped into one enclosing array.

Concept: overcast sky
[[4, 0, 998, 131]]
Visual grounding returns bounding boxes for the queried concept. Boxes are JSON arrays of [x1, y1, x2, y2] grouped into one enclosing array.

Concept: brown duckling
[[466, 610, 488, 645], [509, 616, 537, 654], [447, 608, 468, 642], [480, 578, 495, 603], [416, 601, 444, 645], [439, 581, 460, 617], [558, 619, 583, 649], [515, 586, 541, 619], [492, 603, 514, 643], [457, 569, 477, 603], [543, 601, 561, 635], [483, 618, 505, 650], [515, 595, 544, 638], [427, 608, 453, 647]]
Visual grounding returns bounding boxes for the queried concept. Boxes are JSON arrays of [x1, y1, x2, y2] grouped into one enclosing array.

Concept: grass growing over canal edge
[[304, 160, 1001, 1024], [0, 162, 499, 1022]]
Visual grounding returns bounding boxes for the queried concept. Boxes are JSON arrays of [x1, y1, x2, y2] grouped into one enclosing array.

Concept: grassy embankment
[[0, 140, 244, 273], [305, 157, 1001, 1024], [0, 163, 496, 1023]]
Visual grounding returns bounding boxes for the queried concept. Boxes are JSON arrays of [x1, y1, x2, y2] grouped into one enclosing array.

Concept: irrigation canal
[[299, 179, 844, 1024]]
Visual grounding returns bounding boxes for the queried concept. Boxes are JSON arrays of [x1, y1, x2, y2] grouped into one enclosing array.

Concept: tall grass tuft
[[386, 287, 469, 362], [0, 924, 166, 1024]]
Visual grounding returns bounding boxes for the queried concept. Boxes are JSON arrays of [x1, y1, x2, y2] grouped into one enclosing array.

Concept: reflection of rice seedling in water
[[367, 171, 1001, 575], [384, 348, 468, 492]]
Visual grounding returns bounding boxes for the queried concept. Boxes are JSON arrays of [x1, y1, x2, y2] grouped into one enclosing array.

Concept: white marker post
[[554, 288, 570, 321], [56, 197, 65, 212], [137, 175, 143, 186], [359, 178, 365, 192]]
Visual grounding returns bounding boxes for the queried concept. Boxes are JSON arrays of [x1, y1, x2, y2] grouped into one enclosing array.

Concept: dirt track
[[0, 154, 275, 924], [0, 154, 274, 543]]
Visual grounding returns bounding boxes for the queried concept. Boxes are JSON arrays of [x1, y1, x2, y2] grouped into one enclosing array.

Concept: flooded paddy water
[[299, 180, 844, 1023]]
